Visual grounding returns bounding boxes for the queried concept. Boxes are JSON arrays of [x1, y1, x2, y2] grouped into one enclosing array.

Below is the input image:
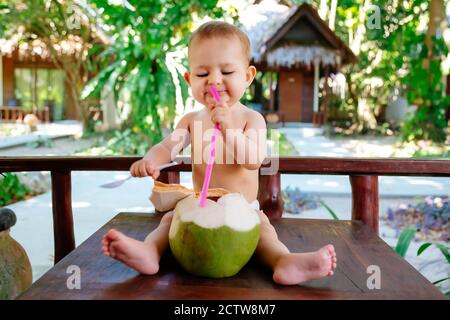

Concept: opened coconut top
[[153, 181, 193, 193], [150, 181, 231, 213], [153, 181, 229, 197]]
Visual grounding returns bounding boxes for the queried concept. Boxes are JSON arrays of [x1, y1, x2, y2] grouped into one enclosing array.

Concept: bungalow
[[0, 1, 106, 124], [0, 37, 79, 122], [241, 1, 356, 125]]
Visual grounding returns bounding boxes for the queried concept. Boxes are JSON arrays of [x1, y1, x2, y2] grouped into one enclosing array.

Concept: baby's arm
[[224, 111, 267, 170], [130, 113, 192, 179]]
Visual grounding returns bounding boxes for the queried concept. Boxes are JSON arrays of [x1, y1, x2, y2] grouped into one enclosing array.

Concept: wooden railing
[[1, 156, 450, 264], [0, 106, 51, 123]]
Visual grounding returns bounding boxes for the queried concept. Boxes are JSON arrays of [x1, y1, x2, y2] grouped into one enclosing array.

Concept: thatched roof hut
[[240, 1, 356, 124]]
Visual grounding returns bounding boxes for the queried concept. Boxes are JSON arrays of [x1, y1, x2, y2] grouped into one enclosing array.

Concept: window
[[14, 68, 65, 120]]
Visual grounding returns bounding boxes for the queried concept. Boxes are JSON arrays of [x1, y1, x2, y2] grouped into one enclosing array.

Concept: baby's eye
[[222, 71, 234, 75], [196, 73, 208, 77]]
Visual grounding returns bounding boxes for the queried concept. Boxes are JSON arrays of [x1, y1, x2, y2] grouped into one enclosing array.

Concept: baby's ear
[[246, 66, 257, 86], [183, 72, 191, 86]]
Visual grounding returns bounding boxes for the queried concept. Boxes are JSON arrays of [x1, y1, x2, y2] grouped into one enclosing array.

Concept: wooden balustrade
[[0, 106, 50, 123], [1, 156, 449, 263]]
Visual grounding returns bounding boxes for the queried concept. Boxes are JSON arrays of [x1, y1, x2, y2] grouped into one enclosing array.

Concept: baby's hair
[[188, 21, 251, 65]]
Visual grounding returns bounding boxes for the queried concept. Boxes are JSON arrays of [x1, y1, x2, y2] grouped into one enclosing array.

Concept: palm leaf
[[319, 200, 339, 220], [432, 276, 449, 285], [435, 244, 450, 264], [417, 242, 432, 256], [80, 60, 121, 99], [395, 227, 417, 257]]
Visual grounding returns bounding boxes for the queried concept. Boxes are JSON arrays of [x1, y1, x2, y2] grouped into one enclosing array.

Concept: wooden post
[[323, 66, 330, 123], [349, 175, 379, 234], [51, 171, 75, 264], [268, 72, 275, 112], [258, 172, 283, 220], [313, 59, 320, 114]]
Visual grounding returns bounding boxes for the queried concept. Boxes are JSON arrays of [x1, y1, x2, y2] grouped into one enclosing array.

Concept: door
[[279, 71, 303, 122]]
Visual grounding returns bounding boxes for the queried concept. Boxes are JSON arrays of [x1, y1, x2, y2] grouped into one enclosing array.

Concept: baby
[[102, 21, 337, 285]]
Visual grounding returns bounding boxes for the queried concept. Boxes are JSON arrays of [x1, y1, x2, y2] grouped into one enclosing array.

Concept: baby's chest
[[189, 120, 246, 157]]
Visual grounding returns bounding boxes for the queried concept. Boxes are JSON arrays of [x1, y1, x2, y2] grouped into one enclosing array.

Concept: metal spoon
[[99, 161, 178, 188]]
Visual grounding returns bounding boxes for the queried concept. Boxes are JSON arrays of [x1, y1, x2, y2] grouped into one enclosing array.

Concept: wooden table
[[18, 212, 446, 300]]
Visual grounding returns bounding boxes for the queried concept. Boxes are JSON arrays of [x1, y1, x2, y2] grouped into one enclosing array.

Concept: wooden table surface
[[18, 212, 446, 300]]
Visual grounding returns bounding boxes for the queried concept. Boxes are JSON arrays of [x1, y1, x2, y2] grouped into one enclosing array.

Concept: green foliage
[[102, 129, 151, 156], [395, 227, 450, 295], [82, 0, 228, 146], [394, 226, 417, 257], [365, 0, 449, 142], [418, 242, 449, 295], [412, 144, 450, 158], [267, 129, 299, 156], [401, 36, 450, 142], [0, 174, 30, 207], [26, 136, 54, 149], [298, 0, 450, 141]]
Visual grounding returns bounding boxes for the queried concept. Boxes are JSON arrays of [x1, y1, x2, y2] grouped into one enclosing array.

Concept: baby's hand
[[210, 100, 233, 133], [130, 159, 160, 180]]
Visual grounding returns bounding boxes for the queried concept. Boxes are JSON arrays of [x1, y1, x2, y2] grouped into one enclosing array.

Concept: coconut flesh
[[169, 193, 261, 278]]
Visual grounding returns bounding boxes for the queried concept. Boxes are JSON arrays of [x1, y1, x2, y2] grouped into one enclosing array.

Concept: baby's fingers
[[151, 169, 160, 180], [143, 161, 157, 177], [130, 162, 140, 177], [216, 100, 229, 108]]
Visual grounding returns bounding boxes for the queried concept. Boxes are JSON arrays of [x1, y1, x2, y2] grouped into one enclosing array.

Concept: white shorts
[[250, 200, 260, 211]]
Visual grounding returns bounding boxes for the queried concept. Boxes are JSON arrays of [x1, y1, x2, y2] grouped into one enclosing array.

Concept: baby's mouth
[[207, 90, 227, 97]]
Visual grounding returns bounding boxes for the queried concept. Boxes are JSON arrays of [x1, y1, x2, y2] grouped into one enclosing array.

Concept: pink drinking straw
[[199, 85, 222, 207]]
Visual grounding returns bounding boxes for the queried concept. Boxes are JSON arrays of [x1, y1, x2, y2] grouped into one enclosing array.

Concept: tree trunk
[[66, 68, 89, 127], [425, 0, 448, 87], [351, 0, 370, 56], [426, 0, 446, 55], [318, 0, 328, 21], [349, 0, 378, 130], [328, 0, 337, 30]]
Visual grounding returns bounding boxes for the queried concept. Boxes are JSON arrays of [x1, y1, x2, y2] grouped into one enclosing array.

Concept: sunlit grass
[[267, 128, 299, 156], [392, 140, 450, 159]]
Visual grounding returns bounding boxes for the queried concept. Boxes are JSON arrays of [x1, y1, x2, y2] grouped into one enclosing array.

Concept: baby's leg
[[102, 211, 174, 275], [256, 211, 337, 285]]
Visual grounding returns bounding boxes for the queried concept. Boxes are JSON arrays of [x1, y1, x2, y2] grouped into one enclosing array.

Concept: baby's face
[[185, 36, 255, 109]]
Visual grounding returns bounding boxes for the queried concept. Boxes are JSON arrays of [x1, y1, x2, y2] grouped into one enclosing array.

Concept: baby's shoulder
[[240, 105, 266, 129], [174, 111, 200, 133], [178, 110, 204, 123]]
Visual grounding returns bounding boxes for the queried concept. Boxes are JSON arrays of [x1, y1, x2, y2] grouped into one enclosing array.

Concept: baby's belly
[[192, 164, 258, 203]]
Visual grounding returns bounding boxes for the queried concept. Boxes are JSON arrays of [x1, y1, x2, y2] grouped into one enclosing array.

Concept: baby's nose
[[208, 72, 222, 86]]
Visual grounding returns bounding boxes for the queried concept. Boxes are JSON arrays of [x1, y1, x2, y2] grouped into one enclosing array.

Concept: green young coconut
[[169, 193, 261, 278]]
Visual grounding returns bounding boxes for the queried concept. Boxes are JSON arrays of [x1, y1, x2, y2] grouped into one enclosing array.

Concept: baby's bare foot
[[102, 228, 160, 275], [273, 244, 337, 285]]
